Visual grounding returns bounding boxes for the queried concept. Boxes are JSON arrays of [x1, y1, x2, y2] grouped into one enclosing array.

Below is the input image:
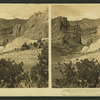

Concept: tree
[[30, 42, 48, 87], [0, 59, 25, 88], [21, 42, 30, 50], [54, 61, 77, 88], [53, 59, 100, 88], [76, 59, 100, 88], [3, 39, 9, 46], [33, 42, 38, 47], [38, 41, 44, 48], [37, 39, 41, 43]]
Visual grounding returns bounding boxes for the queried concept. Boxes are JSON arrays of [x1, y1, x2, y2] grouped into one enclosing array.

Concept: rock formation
[[12, 8, 48, 40], [52, 16, 69, 44], [0, 8, 48, 49], [0, 8, 48, 52], [52, 16, 82, 45]]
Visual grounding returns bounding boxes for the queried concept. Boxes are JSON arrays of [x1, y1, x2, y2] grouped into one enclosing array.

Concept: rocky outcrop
[[81, 34, 98, 45], [0, 18, 26, 30], [12, 8, 48, 40], [0, 46, 4, 53], [0, 19, 26, 45], [0, 8, 48, 52], [52, 16, 69, 44], [69, 18, 100, 31], [97, 25, 100, 38], [0, 8, 48, 46], [52, 16, 82, 45], [3, 37, 37, 52], [81, 25, 100, 53], [81, 46, 88, 53]]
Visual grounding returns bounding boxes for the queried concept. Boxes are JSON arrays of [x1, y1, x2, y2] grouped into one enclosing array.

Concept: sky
[[52, 4, 100, 21], [0, 4, 48, 19]]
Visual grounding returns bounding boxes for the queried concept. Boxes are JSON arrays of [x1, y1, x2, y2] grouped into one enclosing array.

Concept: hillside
[[0, 8, 48, 46], [52, 16, 100, 83], [0, 8, 48, 72], [12, 8, 48, 40], [0, 49, 41, 71], [0, 18, 26, 30], [3, 37, 37, 52], [69, 18, 100, 30], [52, 17, 100, 48], [0, 18, 26, 46]]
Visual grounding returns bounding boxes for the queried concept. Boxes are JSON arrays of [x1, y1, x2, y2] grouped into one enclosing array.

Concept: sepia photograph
[[1, 3, 100, 96], [52, 4, 100, 88], [0, 4, 48, 88]]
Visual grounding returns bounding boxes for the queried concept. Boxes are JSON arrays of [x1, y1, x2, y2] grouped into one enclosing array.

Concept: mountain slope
[[52, 17, 100, 46], [69, 18, 100, 30], [0, 8, 48, 46], [12, 8, 48, 40], [0, 18, 26, 30], [52, 16, 69, 44]]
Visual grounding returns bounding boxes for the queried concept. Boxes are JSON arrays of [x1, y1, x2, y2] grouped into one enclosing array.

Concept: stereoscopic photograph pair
[[0, 4, 99, 91]]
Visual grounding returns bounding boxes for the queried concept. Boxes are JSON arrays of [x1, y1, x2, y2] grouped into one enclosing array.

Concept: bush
[[37, 39, 41, 43], [33, 42, 38, 47], [76, 59, 100, 87], [38, 41, 44, 48], [0, 59, 25, 88], [21, 42, 30, 50], [53, 59, 100, 88], [30, 42, 48, 87]]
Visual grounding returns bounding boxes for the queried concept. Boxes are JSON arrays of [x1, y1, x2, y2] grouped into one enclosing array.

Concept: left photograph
[[0, 4, 48, 88]]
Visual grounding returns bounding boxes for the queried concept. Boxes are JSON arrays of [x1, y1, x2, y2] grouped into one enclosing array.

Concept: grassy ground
[[52, 43, 83, 83], [0, 49, 41, 72]]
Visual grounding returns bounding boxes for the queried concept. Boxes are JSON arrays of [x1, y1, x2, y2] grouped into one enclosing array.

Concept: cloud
[[0, 13, 14, 19], [0, 4, 48, 19], [52, 4, 100, 21]]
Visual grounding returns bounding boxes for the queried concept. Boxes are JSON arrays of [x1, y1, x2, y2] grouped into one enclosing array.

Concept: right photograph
[[52, 4, 100, 88]]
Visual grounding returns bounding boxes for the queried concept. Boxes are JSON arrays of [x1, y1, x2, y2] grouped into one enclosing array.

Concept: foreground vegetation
[[53, 59, 100, 88], [0, 40, 48, 88]]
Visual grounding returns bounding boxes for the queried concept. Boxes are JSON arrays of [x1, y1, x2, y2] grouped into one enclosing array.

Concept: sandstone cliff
[[52, 16, 81, 46], [12, 8, 48, 40], [52, 17, 100, 47], [0, 8, 48, 46]]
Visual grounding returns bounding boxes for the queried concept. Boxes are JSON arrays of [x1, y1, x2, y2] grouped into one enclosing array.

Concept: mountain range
[[0, 8, 48, 71], [0, 8, 48, 49], [52, 16, 100, 47]]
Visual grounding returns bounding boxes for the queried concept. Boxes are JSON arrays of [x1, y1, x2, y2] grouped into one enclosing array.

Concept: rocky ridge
[[52, 16, 100, 48], [0, 8, 48, 46]]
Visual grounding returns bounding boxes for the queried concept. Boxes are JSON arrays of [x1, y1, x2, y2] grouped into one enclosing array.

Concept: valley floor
[[52, 45, 100, 84], [0, 49, 41, 72]]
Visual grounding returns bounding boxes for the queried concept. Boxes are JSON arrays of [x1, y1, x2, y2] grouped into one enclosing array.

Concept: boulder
[[81, 46, 88, 53], [97, 25, 100, 38]]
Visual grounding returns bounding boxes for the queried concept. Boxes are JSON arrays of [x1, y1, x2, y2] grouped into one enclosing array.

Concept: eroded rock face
[[52, 16, 82, 45], [3, 37, 36, 52], [0, 8, 48, 46], [97, 25, 100, 38], [0, 46, 4, 53], [0, 19, 26, 45], [12, 8, 48, 40], [52, 16, 69, 44], [81, 25, 100, 53], [81, 46, 88, 53], [81, 34, 98, 45]]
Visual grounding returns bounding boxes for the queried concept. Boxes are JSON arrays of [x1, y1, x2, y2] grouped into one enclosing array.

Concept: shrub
[[76, 59, 100, 87], [21, 42, 30, 50], [33, 42, 38, 47], [0, 59, 25, 88], [38, 41, 44, 48], [53, 59, 100, 88], [37, 39, 41, 43], [30, 42, 48, 87]]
